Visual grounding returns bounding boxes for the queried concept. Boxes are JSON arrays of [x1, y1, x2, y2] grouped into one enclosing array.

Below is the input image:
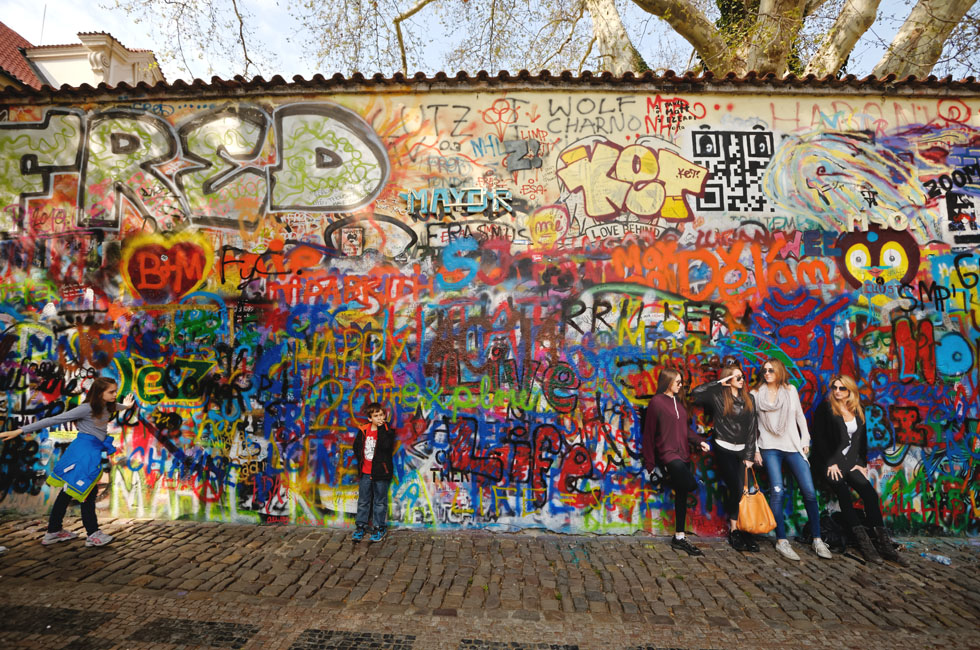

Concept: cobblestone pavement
[[0, 516, 977, 650]]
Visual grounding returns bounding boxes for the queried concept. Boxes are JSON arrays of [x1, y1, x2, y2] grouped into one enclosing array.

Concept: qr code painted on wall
[[692, 125, 775, 213]]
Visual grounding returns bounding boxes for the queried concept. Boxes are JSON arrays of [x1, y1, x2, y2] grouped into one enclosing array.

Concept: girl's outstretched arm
[[12, 403, 94, 436]]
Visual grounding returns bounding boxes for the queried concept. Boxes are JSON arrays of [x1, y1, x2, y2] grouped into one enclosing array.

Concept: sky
[[0, 0, 969, 84], [2, 0, 315, 81]]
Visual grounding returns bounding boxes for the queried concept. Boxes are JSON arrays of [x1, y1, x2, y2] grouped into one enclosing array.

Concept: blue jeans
[[355, 474, 390, 531], [761, 449, 821, 540]]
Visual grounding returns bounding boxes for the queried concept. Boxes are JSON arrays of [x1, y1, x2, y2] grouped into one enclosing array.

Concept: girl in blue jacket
[[1, 377, 134, 547]]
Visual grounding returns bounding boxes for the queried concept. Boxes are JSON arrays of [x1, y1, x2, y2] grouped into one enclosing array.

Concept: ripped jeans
[[761, 449, 821, 540]]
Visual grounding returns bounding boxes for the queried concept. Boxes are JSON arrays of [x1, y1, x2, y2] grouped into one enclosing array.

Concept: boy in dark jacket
[[352, 402, 396, 542]]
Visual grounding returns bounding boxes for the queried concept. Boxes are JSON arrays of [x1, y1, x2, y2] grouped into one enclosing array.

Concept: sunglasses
[[732, 375, 744, 381], [832, 384, 849, 393], [763, 368, 775, 374]]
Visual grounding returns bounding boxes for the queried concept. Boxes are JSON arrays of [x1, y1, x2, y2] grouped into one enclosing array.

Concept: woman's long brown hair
[[86, 377, 118, 418], [719, 366, 753, 417], [756, 357, 789, 390], [656, 368, 684, 397]]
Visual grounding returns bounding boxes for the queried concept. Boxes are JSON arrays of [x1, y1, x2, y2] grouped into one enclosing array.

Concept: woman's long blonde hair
[[828, 374, 864, 423], [719, 366, 753, 417]]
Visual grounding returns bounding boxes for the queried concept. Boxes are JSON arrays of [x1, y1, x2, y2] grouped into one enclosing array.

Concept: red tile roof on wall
[[0, 21, 42, 89], [0, 68, 978, 100]]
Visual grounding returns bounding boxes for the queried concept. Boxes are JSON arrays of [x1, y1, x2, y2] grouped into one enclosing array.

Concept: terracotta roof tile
[[0, 21, 42, 89], [0, 68, 977, 99]]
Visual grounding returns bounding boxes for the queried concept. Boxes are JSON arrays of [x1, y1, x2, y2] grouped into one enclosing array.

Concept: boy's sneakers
[[85, 530, 113, 547], [351, 528, 367, 542], [369, 527, 387, 543], [41, 530, 79, 545]]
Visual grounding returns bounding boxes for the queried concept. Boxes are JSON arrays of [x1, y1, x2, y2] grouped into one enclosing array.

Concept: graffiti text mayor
[[0, 104, 390, 233]]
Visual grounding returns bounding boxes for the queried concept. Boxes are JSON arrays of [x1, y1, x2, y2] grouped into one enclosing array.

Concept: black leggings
[[714, 447, 745, 521], [48, 488, 99, 535], [829, 468, 884, 529], [664, 460, 698, 533]]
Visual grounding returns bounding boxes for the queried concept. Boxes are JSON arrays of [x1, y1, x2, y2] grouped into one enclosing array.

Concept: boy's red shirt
[[361, 424, 378, 475]]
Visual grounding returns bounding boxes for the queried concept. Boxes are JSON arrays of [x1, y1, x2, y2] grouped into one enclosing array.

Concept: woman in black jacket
[[642, 368, 711, 556], [690, 365, 760, 551], [811, 375, 904, 564]]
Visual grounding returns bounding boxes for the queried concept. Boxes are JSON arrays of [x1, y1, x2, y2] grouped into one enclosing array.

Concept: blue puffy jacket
[[46, 432, 115, 501]]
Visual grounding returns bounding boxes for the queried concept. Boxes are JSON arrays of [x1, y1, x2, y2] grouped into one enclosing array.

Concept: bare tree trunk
[[586, 0, 648, 73], [804, 0, 881, 77], [742, 0, 808, 76], [872, 0, 977, 78]]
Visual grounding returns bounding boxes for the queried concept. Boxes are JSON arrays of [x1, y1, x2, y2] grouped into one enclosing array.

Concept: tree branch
[[394, 0, 438, 74], [540, 3, 588, 69], [804, 0, 882, 78], [229, 0, 255, 79], [630, 0, 734, 72], [490, 0, 497, 71], [803, 0, 832, 15], [872, 0, 977, 78], [744, 0, 809, 75], [579, 36, 597, 73], [586, 0, 648, 73]]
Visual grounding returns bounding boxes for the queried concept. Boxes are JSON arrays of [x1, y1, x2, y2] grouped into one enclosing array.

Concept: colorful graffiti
[[0, 86, 978, 537]]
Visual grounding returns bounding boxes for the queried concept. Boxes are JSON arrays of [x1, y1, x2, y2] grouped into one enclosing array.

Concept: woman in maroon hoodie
[[642, 368, 711, 556]]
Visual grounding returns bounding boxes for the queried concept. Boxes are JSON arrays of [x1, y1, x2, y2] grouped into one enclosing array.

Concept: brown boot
[[873, 526, 907, 565], [852, 526, 883, 564]]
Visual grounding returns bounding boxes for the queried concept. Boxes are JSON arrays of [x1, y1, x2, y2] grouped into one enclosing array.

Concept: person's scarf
[[756, 385, 792, 437]]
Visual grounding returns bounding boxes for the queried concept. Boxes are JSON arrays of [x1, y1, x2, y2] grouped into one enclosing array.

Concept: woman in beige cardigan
[[751, 359, 832, 561]]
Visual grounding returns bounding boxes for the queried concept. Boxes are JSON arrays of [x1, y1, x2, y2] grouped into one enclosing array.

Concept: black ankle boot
[[873, 526, 907, 565], [741, 532, 760, 552], [728, 530, 748, 551], [852, 526, 883, 564]]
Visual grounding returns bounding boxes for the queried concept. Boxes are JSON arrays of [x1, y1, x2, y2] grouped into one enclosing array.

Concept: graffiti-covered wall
[[1, 78, 978, 535]]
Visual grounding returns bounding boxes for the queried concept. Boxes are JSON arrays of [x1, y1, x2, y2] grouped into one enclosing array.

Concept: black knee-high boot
[[873, 526, 906, 565], [852, 526, 883, 564]]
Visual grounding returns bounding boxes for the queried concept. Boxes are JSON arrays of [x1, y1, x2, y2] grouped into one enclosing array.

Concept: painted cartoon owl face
[[834, 225, 919, 289]]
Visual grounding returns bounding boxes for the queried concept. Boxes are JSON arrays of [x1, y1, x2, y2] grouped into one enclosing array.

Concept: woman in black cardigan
[[811, 375, 904, 564]]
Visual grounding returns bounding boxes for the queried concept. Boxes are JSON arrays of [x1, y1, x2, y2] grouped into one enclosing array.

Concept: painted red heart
[[122, 235, 213, 304]]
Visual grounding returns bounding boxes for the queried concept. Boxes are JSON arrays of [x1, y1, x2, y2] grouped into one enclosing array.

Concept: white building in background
[[0, 20, 164, 90]]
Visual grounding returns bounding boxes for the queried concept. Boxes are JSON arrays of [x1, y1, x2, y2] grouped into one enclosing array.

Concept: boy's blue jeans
[[355, 475, 390, 531], [761, 449, 821, 540]]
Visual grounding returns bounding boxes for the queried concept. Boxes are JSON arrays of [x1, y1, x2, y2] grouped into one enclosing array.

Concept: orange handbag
[[738, 467, 776, 534]]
